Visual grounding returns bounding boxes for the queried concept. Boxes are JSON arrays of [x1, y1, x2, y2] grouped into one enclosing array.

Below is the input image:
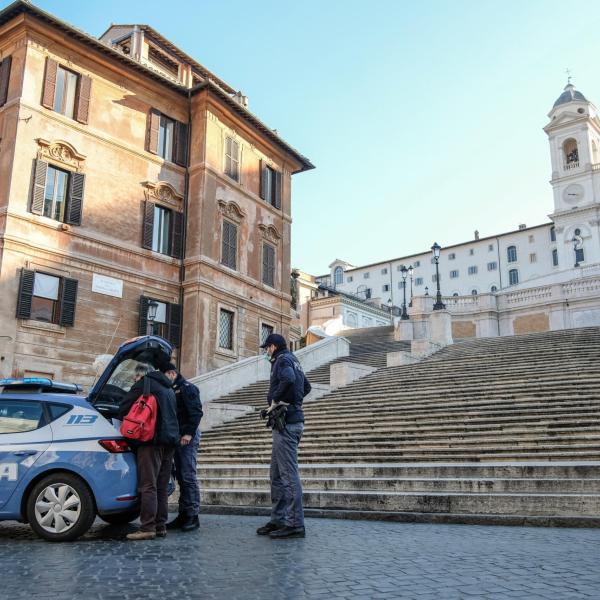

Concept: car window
[[0, 400, 45, 434], [48, 403, 72, 422]]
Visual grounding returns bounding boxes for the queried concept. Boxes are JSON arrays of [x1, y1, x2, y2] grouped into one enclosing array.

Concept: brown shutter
[[65, 172, 85, 225], [138, 296, 150, 336], [274, 170, 282, 209], [0, 55, 12, 107], [58, 277, 78, 327], [174, 121, 189, 166], [167, 302, 182, 347], [16, 269, 35, 319], [42, 58, 58, 109], [259, 159, 266, 200], [31, 159, 48, 215], [171, 211, 184, 259], [142, 201, 155, 249], [75, 74, 92, 124], [147, 109, 161, 154]]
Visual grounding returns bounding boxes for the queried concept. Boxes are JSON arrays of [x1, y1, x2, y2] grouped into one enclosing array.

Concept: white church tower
[[544, 81, 600, 270]]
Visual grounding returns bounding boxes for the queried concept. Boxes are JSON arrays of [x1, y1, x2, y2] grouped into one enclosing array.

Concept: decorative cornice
[[217, 199, 245, 223], [143, 180, 183, 206], [258, 223, 281, 245], [36, 138, 86, 171]]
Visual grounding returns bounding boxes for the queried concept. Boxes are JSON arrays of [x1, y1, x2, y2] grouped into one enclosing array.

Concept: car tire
[[99, 509, 140, 525], [26, 472, 96, 542]]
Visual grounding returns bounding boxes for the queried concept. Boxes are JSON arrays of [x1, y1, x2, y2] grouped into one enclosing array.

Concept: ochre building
[[0, 1, 313, 385]]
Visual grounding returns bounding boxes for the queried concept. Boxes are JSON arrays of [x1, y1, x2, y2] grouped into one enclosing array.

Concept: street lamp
[[400, 265, 409, 320], [431, 242, 446, 311], [146, 299, 159, 335], [408, 265, 414, 307]]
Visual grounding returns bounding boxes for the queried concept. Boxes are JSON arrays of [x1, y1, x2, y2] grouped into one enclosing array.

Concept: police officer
[[256, 334, 311, 539]]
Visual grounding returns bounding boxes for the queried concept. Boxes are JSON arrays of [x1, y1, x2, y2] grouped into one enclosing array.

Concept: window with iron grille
[[218, 309, 234, 350], [221, 220, 237, 270], [468, 265, 478, 275], [260, 323, 274, 347], [225, 137, 240, 181], [262, 243, 275, 288]]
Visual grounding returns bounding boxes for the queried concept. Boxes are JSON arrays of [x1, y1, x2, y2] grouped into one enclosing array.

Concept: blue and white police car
[[0, 335, 173, 542]]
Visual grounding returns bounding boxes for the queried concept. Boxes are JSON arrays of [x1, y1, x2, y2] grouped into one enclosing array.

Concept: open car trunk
[[88, 336, 173, 419]]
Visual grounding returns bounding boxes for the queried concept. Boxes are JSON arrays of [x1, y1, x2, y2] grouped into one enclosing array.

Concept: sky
[[28, 0, 600, 274]]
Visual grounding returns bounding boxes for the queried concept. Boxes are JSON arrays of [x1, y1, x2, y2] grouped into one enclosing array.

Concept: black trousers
[[136, 445, 176, 532]]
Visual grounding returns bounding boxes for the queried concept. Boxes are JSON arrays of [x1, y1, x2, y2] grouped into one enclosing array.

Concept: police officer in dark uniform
[[256, 334, 311, 539]]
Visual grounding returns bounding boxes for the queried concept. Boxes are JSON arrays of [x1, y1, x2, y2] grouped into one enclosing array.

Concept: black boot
[[269, 525, 305, 539], [166, 514, 186, 530], [181, 515, 200, 532], [256, 522, 282, 536]]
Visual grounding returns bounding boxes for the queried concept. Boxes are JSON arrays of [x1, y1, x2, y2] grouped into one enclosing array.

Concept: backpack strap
[[142, 376, 151, 399]]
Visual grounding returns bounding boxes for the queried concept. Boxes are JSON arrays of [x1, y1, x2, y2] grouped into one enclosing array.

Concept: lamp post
[[146, 299, 159, 335], [400, 265, 409, 320], [408, 265, 414, 307], [431, 242, 446, 310]]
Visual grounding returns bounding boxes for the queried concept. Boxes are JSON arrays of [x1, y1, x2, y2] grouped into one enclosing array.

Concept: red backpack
[[120, 378, 158, 442]]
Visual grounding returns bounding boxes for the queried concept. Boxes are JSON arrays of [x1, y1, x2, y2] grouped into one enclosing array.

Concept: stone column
[[429, 310, 453, 346]]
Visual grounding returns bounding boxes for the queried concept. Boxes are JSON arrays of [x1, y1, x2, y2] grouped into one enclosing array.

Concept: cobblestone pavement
[[1, 515, 599, 600]]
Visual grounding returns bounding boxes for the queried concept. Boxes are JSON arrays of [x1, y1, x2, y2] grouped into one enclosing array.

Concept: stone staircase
[[197, 326, 600, 525]]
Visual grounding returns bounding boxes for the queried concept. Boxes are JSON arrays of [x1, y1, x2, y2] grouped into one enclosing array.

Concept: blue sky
[[30, 1, 600, 274]]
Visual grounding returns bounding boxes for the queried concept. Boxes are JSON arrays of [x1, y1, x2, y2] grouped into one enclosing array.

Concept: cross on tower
[[565, 68, 573, 84]]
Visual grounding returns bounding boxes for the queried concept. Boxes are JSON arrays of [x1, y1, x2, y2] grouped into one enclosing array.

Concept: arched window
[[491, 285, 498, 293], [334, 266, 343, 286], [563, 138, 579, 167], [452, 292, 459, 297], [550, 226, 556, 242], [507, 246, 517, 263], [509, 269, 519, 285], [471, 289, 478, 296]]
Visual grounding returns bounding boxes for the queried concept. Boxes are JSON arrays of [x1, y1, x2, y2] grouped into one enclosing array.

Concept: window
[[41, 59, 91, 124], [471, 289, 478, 296], [138, 297, 182, 346], [0, 400, 45, 434], [158, 115, 176, 162], [347, 276, 353, 283], [364, 272, 370, 279], [221, 220, 238, 270], [218, 309, 234, 350], [448, 253, 456, 260], [469, 249, 474, 256], [334, 266, 344, 286], [16, 269, 78, 327], [260, 323, 274, 347], [507, 246, 517, 263], [415, 277, 423, 286], [550, 226, 556, 242], [491, 285, 498, 293], [225, 137, 240, 181], [414, 261, 420, 267], [30, 161, 85, 225], [452, 292, 459, 297], [487, 261, 497, 271], [450, 270, 459, 279], [576, 247, 585, 264], [563, 138, 579, 166], [528, 234, 535, 243], [147, 109, 188, 166], [382, 284, 390, 292], [260, 161, 282, 208], [529, 253, 537, 263], [53, 66, 78, 119], [142, 202, 183, 258], [468, 266, 478, 275], [509, 269, 519, 285], [381, 268, 388, 275], [488, 244, 494, 252], [262, 243, 276, 288], [0, 55, 12, 107], [347, 313, 357, 327], [552, 249, 558, 267]]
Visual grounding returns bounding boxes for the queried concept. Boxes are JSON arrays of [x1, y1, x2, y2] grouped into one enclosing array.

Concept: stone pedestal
[[429, 309, 453, 346], [387, 351, 419, 366], [330, 362, 377, 389], [394, 319, 414, 341]]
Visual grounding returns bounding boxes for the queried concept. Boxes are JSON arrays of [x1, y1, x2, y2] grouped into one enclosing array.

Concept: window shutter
[[167, 302, 182, 347], [230, 222, 237, 269], [16, 269, 35, 319], [274, 170, 282, 209], [142, 201, 155, 250], [75, 74, 92, 124], [0, 55, 12, 107], [65, 172, 85, 225], [259, 159, 266, 200], [31, 159, 48, 215], [138, 296, 150, 336], [171, 211, 184, 259], [174, 121, 189, 166], [58, 277, 78, 327], [42, 58, 58, 109], [147, 109, 161, 154]]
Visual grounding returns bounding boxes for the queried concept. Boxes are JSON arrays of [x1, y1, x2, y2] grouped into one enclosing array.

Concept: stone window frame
[[218, 200, 246, 270], [258, 223, 281, 289], [224, 133, 242, 183], [258, 319, 276, 350], [215, 301, 238, 358]]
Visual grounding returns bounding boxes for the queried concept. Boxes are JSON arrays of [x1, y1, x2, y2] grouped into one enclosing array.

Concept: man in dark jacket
[[163, 363, 203, 532], [256, 334, 311, 539], [118, 368, 179, 540]]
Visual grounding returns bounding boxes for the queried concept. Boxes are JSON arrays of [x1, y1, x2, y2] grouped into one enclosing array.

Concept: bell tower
[[544, 81, 600, 269]]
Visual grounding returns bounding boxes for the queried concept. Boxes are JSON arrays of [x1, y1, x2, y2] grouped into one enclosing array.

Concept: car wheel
[[26, 473, 96, 542], [99, 509, 140, 525]]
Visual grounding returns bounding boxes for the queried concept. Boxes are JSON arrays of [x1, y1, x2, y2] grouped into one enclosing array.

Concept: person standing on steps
[[163, 363, 203, 532], [256, 333, 311, 539]]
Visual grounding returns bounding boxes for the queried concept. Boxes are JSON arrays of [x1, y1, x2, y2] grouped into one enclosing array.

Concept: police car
[[0, 335, 173, 542]]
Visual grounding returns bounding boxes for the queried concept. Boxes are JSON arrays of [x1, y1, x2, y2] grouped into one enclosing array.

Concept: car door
[[0, 398, 52, 510]]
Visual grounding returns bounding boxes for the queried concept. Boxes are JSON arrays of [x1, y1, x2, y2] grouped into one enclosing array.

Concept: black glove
[[260, 408, 269, 420]]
